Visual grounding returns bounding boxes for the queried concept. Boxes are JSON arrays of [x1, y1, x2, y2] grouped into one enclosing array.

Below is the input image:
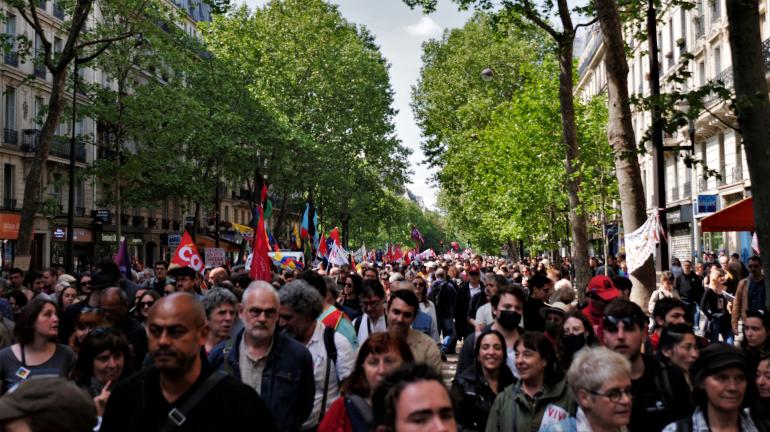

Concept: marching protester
[[701, 266, 734, 344], [353, 280, 388, 346], [740, 309, 770, 377], [386, 289, 443, 373], [656, 323, 699, 386], [101, 293, 275, 431], [555, 310, 598, 371], [201, 288, 238, 353]]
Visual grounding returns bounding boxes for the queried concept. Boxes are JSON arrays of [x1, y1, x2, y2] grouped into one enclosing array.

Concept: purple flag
[[114, 237, 133, 281]]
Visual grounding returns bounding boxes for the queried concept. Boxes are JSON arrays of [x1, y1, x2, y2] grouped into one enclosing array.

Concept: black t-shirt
[[523, 297, 546, 332], [629, 354, 693, 432], [675, 272, 704, 303], [101, 357, 276, 432]]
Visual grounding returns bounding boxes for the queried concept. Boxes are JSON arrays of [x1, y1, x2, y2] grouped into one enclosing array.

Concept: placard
[[205, 247, 226, 267]]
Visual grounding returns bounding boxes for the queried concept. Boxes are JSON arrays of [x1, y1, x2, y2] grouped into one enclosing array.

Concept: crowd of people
[[0, 250, 766, 432]]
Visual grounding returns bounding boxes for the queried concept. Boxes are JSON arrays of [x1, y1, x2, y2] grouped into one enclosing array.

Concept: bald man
[[101, 293, 275, 432], [101, 287, 147, 371]]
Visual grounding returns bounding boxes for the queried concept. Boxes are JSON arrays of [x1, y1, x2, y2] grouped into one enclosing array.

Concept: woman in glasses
[[0, 297, 76, 393], [136, 291, 160, 328], [542, 346, 632, 432], [663, 343, 761, 432], [339, 273, 363, 319], [487, 332, 573, 431], [412, 275, 437, 333], [701, 266, 734, 344], [77, 272, 93, 302], [72, 328, 132, 417]]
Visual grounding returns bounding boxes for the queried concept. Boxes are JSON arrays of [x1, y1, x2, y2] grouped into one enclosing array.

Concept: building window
[[710, 0, 720, 22], [718, 133, 725, 184], [713, 46, 721, 76], [5, 87, 16, 132], [3, 164, 14, 205]]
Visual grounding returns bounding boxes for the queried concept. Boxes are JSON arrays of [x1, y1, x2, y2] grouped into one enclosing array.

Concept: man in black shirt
[[603, 299, 692, 432], [675, 259, 704, 327], [101, 293, 274, 432]]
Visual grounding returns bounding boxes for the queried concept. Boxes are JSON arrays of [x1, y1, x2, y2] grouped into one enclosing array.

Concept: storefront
[[0, 213, 19, 271], [666, 204, 693, 262], [49, 227, 94, 272]]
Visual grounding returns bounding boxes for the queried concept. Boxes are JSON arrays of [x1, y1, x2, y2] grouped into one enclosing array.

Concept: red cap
[[586, 275, 620, 301], [468, 265, 480, 275]]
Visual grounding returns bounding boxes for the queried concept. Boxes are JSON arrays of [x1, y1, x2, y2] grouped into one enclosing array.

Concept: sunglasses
[[140, 301, 155, 308], [602, 315, 640, 333], [344, 283, 353, 287]]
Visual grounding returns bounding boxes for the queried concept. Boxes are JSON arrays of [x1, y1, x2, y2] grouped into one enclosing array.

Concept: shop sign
[[168, 234, 181, 249], [205, 248, 226, 267], [52, 228, 93, 243], [92, 210, 112, 224], [697, 194, 718, 215], [130, 237, 143, 245], [101, 233, 117, 243], [0, 213, 20, 240]]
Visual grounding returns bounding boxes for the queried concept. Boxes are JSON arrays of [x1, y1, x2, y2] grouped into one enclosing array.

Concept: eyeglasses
[[140, 301, 155, 308], [80, 280, 92, 286], [246, 307, 277, 319], [587, 386, 633, 403], [344, 283, 353, 288], [602, 315, 640, 333], [80, 306, 103, 314]]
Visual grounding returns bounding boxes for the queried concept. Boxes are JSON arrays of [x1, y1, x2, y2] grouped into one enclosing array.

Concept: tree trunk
[[557, 40, 592, 297], [15, 71, 69, 267], [594, 0, 657, 307], [506, 238, 518, 261], [725, 0, 770, 310]]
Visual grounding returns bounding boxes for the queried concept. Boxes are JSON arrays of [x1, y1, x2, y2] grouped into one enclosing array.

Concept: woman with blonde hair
[[700, 266, 734, 344]]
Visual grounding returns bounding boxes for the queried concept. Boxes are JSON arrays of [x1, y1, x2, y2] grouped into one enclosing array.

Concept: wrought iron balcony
[[1, 199, 16, 210], [50, 136, 86, 162], [3, 129, 17, 146], [21, 129, 39, 151], [4, 52, 18, 68], [703, 67, 733, 107]]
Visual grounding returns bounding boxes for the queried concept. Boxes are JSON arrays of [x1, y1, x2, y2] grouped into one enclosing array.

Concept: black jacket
[[675, 271, 704, 304], [629, 354, 693, 432], [101, 354, 275, 432], [451, 365, 516, 432], [455, 281, 483, 338], [429, 279, 457, 320]]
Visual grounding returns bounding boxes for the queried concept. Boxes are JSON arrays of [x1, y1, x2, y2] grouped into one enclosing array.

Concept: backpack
[[319, 326, 338, 420]]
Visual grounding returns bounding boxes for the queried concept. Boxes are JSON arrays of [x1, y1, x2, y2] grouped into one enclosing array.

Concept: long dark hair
[[741, 309, 770, 351], [515, 331, 564, 387], [473, 329, 507, 369], [555, 311, 596, 370], [15, 297, 57, 345], [345, 332, 414, 397]]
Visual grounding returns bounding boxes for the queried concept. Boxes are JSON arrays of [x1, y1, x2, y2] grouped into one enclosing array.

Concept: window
[[5, 87, 16, 132], [74, 179, 84, 209], [699, 61, 706, 85], [713, 46, 721, 76], [718, 133, 725, 184], [51, 173, 63, 206], [735, 139, 743, 181], [3, 164, 14, 202], [35, 97, 45, 127], [710, 0, 720, 22], [679, 8, 687, 51], [5, 15, 15, 39]]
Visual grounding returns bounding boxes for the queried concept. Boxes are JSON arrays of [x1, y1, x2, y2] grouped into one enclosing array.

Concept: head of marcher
[[0, 377, 96, 431], [540, 302, 569, 338], [346, 332, 414, 399], [585, 276, 620, 316], [239, 281, 279, 345], [100, 287, 129, 326], [528, 273, 553, 301], [147, 293, 207, 377], [652, 297, 688, 328], [514, 331, 562, 393], [742, 309, 770, 350], [491, 284, 526, 332], [690, 344, 750, 422], [568, 346, 633, 432], [372, 363, 457, 432], [362, 279, 387, 320], [278, 279, 324, 344], [658, 323, 699, 372], [202, 288, 238, 346], [170, 266, 199, 294], [387, 289, 419, 339], [749, 256, 764, 279], [602, 298, 647, 362], [73, 327, 132, 389]]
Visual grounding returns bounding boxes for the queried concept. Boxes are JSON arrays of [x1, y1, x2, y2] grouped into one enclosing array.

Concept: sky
[[239, 0, 473, 209]]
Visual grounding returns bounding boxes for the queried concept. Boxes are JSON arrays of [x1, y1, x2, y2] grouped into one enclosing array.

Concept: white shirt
[[468, 283, 482, 302], [303, 321, 355, 429], [355, 313, 388, 346], [475, 303, 494, 328]]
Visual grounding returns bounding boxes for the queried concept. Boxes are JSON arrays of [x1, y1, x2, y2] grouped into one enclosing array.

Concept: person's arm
[[732, 280, 746, 333], [700, 290, 713, 320], [297, 350, 317, 426]]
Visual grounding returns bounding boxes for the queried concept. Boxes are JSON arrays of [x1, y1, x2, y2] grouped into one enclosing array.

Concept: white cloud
[[405, 16, 442, 37]]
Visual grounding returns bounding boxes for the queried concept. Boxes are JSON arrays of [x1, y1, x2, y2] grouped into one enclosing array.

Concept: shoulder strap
[[319, 326, 338, 421], [160, 371, 227, 431], [222, 338, 236, 375], [354, 315, 362, 334]]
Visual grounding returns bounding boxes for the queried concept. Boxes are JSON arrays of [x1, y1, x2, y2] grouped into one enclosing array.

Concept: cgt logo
[[177, 244, 204, 272]]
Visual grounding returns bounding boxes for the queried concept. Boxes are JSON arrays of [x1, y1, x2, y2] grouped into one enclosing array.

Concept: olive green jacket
[[485, 378, 575, 432]]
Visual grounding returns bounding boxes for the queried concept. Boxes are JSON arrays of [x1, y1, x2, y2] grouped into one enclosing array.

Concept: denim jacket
[[208, 329, 316, 432]]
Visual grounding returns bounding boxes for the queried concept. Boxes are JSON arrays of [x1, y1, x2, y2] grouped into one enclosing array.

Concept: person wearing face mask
[[486, 332, 574, 432], [540, 302, 570, 343], [451, 329, 515, 432], [455, 285, 527, 380], [556, 311, 598, 371], [318, 333, 413, 432]]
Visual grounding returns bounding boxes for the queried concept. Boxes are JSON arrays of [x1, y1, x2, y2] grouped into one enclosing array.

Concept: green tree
[[202, 0, 410, 247]]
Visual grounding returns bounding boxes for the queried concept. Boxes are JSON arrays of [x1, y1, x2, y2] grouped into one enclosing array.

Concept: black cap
[[90, 271, 119, 290], [168, 266, 198, 278], [691, 343, 747, 384]]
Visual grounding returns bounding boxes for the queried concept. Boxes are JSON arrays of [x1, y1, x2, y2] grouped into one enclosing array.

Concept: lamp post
[[65, 55, 78, 274]]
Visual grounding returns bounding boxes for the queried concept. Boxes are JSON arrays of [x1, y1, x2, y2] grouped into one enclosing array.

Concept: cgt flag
[[171, 231, 205, 275]]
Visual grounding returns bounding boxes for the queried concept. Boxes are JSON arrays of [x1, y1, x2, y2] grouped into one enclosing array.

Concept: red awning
[[700, 197, 754, 232]]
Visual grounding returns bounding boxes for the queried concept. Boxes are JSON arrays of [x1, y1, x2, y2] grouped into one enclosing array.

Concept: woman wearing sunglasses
[[72, 327, 132, 417], [542, 346, 632, 432], [136, 291, 160, 329]]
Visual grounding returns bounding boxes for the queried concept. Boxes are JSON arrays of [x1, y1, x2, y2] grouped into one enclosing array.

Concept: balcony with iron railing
[[22, 130, 86, 162], [4, 51, 18, 68], [3, 129, 17, 146], [703, 67, 733, 107], [1, 199, 16, 210]]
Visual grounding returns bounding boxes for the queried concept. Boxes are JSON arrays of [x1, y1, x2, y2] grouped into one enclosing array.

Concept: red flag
[[404, 250, 411, 266], [171, 231, 205, 275], [384, 244, 392, 263], [260, 184, 268, 204], [318, 232, 328, 258], [329, 227, 341, 246], [250, 208, 272, 281], [393, 245, 403, 261]]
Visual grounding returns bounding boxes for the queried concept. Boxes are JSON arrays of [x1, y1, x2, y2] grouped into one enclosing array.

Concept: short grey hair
[[567, 346, 631, 396], [279, 280, 324, 319], [243, 280, 279, 305], [201, 288, 238, 318], [435, 268, 446, 279]]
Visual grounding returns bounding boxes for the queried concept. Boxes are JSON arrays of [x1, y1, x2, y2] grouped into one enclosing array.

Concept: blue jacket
[[208, 329, 315, 432]]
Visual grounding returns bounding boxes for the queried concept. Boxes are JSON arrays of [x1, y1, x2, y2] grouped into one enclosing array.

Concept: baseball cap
[[0, 377, 96, 430], [586, 275, 620, 301]]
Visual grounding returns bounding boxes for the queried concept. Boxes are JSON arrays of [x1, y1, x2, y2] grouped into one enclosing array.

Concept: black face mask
[[561, 333, 587, 352], [497, 310, 522, 331]]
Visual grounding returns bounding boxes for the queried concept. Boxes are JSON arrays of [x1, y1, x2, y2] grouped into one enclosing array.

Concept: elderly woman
[[487, 332, 574, 431], [201, 288, 238, 354], [663, 343, 761, 431], [543, 346, 632, 432]]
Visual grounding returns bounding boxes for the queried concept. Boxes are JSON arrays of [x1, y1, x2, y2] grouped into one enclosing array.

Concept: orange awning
[[700, 197, 754, 232]]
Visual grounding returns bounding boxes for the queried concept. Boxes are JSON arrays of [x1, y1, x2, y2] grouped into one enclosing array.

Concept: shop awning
[[194, 235, 240, 253], [700, 197, 754, 232]]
